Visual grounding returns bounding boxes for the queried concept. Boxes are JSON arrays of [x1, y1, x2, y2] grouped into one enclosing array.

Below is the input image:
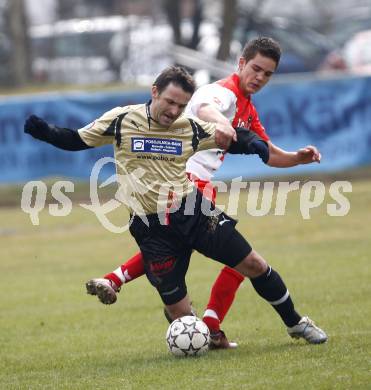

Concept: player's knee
[[234, 250, 268, 278]]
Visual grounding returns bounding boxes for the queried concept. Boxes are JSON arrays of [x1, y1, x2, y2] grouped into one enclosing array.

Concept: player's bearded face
[[150, 83, 192, 127], [238, 53, 277, 96]]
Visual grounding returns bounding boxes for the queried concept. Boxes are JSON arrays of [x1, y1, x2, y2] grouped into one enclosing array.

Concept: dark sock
[[250, 266, 301, 327]]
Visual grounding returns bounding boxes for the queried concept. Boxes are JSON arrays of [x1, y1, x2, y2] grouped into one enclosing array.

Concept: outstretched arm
[[24, 115, 92, 151], [196, 103, 320, 167], [267, 142, 321, 167]]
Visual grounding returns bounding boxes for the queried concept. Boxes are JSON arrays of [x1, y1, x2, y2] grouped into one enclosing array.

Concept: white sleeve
[[185, 83, 236, 118]]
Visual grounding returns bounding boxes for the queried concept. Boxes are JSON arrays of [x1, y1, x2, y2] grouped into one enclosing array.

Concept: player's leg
[[193, 180, 245, 345], [203, 277, 241, 348], [234, 249, 302, 325], [234, 250, 328, 344], [164, 294, 193, 320], [86, 251, 145, 304], [129, 215, 195, 320], [191, 211, 252, 349], [194, 211, 327, 345], [202, 266, 244, 334], [144, 250, 195, 322], [104, 252, 145, 288], [152, 252, 194, 322]]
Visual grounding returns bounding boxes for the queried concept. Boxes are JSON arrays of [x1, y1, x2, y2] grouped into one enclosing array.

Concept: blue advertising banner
[[1, 75, 371, 183]]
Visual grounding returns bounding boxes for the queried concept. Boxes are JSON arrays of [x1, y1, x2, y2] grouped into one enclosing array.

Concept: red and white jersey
[[185, 73, 269, 181]]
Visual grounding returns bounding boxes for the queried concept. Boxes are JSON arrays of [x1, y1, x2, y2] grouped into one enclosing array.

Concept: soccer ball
[[166, 315, 210, 357]]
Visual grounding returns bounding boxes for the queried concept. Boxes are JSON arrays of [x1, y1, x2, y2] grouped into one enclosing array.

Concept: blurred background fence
[[1, 0, 371, 183]]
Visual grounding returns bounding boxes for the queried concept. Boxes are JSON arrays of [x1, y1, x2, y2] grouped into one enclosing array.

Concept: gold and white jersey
[[78, 102, 217, 215]]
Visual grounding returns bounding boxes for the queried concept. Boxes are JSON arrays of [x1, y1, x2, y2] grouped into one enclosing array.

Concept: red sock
[[104, 252, 145, 288], [203, 266, 244, 332]]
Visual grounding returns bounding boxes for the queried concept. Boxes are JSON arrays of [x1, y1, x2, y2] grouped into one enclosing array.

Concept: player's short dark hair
[[241, 37, 281, 67], [153, 66, 196, 95]]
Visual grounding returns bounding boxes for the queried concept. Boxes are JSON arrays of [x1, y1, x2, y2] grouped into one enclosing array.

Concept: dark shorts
[[129, 189, 252, 305]]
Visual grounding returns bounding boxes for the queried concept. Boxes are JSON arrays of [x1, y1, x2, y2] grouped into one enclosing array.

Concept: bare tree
[[217, 0, 237, 61], [238, 0, 269, 37], [162, 0, 203, 49], [188, 0, 202, 49], [7, 0, 31, 86], [163, 0, 182, 45]]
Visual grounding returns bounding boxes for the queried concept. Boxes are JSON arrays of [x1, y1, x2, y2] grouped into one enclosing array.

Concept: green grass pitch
[[0, 178, 370, 389]]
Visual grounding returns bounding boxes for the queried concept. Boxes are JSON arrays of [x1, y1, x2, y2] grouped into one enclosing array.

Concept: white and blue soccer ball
[[166, 315, 210, 357]]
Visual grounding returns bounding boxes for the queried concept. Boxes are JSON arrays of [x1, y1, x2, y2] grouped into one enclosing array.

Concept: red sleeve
[[250, 104, 270, 142]]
